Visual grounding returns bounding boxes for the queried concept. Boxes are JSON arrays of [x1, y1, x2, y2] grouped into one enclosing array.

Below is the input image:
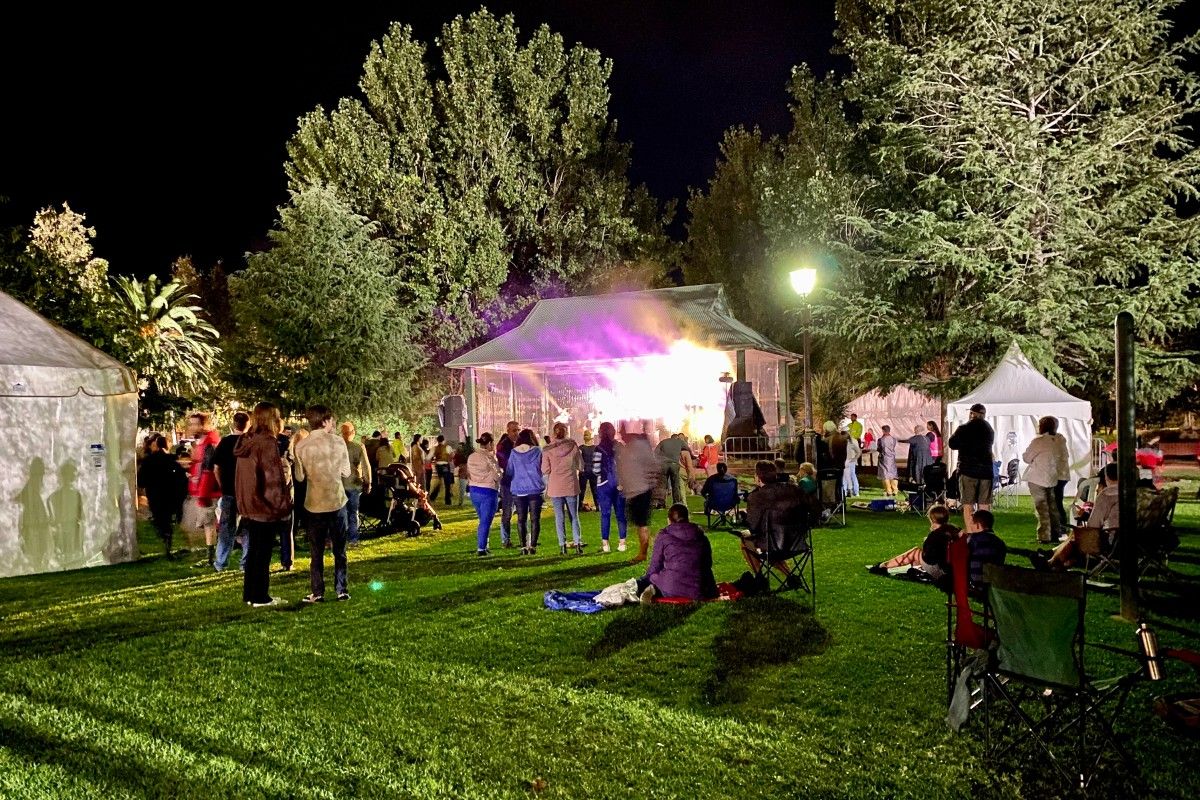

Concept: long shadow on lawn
[[701, 595, 829, 706], [586, 603, 701, 660]]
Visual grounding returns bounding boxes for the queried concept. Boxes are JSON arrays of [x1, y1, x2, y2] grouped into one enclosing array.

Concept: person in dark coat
[[137, 433, 187, 558], [636, 504, 718, 602], [906, 425, 934, 483], [235, 402, 293, 607]]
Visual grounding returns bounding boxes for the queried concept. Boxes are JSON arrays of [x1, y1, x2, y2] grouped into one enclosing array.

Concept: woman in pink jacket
[[542, 422, 583, 554]]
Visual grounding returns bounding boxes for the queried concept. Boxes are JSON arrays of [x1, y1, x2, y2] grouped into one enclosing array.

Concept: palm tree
[[111, 275, 221, 398]]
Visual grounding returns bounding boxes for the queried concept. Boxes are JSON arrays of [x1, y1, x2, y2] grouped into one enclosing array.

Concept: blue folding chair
[[704, 476, 741, 529]]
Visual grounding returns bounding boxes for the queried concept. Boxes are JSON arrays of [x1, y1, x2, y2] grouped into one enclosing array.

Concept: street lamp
[[790, 267, 817, 463]]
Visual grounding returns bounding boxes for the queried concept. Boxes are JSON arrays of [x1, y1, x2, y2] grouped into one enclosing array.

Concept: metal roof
[[446, 284, 798, 370]]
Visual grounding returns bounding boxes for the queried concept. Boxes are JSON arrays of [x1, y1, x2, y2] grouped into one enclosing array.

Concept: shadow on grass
[[586, 603, 701, 660], [701, 595, 828, 706]]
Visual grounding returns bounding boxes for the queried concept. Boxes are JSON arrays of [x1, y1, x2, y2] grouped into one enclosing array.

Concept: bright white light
[[790, 267, 817, 297]]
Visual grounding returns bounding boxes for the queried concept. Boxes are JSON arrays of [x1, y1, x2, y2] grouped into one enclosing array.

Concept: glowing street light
[[790, 267, 817, 462]]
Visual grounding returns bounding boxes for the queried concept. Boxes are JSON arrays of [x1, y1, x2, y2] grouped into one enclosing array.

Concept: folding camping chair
[[816, 468, 845, 527], [993, 459, 1020, 509], [946, 535, 992, 706], [980, 564, 1148, 793], [1083, 486, 1180, 581], [752, 510, 816, 605], [704, 475, 741, 529], [922, 463, 948, 509]]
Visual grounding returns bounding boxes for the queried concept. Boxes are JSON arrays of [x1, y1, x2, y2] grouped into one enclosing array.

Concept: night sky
[[0, 2, 838, 275]]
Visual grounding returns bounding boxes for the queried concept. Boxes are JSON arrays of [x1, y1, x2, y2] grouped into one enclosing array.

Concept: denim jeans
[[551, 495, 582, 546], [307, 508, 348, 597], [457, 477, 468, 507], [470, 486, 499, 551], [596, 481, 627, 542], [514, 493, 544, 549], [843, 463, 860, 498], [344, 488, 362, 543], [214, 494, 244, 571]]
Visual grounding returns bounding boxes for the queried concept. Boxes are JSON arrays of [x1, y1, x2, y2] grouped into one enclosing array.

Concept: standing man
[[618, 430, 658, 564], [848, 413, 863, 448], [294, 405, 352, 603], [948, 403, 995, 532], [212, 410, 250, 572], [429, 435, 455, 506], [578, 430, 598, 511], [496, 420, 520, 548], [654, 431, 693, 506], [341, 421, 371, 547], [186, 412, 222, 567]]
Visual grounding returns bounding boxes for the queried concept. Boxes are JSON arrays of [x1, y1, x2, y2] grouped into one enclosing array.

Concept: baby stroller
[[370, 464, 443, 537]]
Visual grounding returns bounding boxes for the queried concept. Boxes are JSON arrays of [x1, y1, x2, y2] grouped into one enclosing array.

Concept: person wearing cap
[[948, 403, 995, 531], [578, 430, 598, 511], [466, 433, 503, 556]]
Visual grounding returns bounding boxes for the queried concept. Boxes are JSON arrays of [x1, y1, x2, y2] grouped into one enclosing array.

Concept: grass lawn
[[1, 478, 1199, 799]]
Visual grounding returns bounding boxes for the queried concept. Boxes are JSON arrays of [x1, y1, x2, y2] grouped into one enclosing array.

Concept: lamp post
[[790, 267, 817, 463]]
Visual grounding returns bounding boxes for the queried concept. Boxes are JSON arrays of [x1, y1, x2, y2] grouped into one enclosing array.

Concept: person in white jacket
[[1023, 417, 1066, 544], [467, 433, 503, 556]]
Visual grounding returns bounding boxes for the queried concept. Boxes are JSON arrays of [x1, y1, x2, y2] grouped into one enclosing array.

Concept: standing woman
[[1050, 422, 1071, 536], [594, 421, 628, 553], [927, 421, 943, 462], [467, 433, 502, 556], [235, 402, 292, 607], [877, 425, 898, 496], [1023, 416, 1064, 544], [137, 433, 187, 559], [543, 422, 583, 554], [505, 429, 545, 554]]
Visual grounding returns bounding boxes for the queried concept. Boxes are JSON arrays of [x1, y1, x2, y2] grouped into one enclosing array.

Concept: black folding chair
[[816, 468, 845, 527], [922, 463, 948, 509], [704, 476, 741, 529], [979, 564, 1149, 793], [753, 510, 816, 607]]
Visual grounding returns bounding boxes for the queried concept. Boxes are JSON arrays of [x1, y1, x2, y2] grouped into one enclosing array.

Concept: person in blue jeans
[[340, 421, 371, 545], [211, 411, 250, 572], [593, 422, 628, 553], [543, 422, 583, 554], [467, 433, 502, 556], [505, 428, 545, 554]]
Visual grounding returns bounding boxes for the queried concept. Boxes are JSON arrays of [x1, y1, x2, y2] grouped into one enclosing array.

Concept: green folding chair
[[981, 564, 1147, 794]]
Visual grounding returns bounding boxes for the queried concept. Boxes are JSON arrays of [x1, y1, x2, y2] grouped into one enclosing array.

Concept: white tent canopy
[[0, 290, 139, 578], [946, 342, 1093, 495]]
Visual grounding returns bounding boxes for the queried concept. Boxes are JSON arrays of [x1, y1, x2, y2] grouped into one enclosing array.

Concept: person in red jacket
[[186, 411, 222, 567]]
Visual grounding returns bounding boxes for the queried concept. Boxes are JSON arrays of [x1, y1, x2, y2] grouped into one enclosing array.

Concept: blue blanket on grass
[[543, 590, 606, 614]]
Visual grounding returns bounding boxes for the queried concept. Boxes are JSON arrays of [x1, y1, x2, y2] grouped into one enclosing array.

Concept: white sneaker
[[601, 541, 611, 553], [639, 585, 657, 606], [617, 540, 627, 552], [251, 596, 287, 608]]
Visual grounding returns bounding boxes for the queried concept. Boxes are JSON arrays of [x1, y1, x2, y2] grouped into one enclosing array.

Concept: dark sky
[[0, 2, 838, 275]]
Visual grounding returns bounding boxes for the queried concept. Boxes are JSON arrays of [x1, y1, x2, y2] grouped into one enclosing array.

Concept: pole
[[1115, 312, 1138, 621], [464, 367, 477, 445], [802, 304, 815, 464]]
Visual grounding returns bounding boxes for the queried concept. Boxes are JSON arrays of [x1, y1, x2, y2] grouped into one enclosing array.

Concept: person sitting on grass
[[867, 504, 960, 582], [635, 504, 719, 604], [964, 509, 1006, 594], [737, 460, 817, 584]]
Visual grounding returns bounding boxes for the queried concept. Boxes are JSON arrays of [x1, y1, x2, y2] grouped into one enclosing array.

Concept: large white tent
[[0, 290, 139, 578], [946, 342, 1093, 496]]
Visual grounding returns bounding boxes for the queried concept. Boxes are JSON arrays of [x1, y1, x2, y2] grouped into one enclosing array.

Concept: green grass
[[1, 478, 1199, 799]]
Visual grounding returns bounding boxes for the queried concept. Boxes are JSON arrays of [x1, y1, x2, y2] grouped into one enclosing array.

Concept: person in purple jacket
[[636, 504, 719, 603]]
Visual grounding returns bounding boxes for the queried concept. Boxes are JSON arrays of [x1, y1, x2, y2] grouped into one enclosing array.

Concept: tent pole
[[464, 368, 477, 445], [1115, 312, 1138, 621]]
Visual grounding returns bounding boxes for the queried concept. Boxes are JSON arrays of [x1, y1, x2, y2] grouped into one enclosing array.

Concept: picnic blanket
[[544, 581, 745, 613]]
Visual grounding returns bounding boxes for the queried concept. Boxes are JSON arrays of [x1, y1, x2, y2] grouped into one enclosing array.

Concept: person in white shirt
[[1023, 416, 1066, 544]]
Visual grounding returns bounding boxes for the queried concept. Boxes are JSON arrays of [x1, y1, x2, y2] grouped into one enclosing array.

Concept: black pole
[[1115, 311, 1138, 621]]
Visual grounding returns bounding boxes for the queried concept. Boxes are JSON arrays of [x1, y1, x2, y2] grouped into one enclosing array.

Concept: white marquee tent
[[0, 290, 139, 578], [946, 342, 1093, 496]]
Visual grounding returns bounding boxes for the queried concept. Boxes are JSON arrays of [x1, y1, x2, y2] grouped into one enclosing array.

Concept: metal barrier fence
[[722, 436, 791, 465]]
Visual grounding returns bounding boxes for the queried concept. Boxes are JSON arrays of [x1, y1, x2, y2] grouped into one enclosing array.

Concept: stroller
[[364, 463, 443, 537]]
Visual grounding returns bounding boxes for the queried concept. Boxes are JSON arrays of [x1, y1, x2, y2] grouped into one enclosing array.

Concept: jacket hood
[[513, 444, 536, 454], [545, 438, 578, 453], [664, 520, 705, 541]]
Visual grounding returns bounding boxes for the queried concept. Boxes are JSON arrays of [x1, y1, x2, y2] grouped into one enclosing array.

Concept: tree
[[0, 203, 116, 348], [815, 0, 1200, 402], [228, 186, 422, 418], [110, 275, 221, 398], [285, 10, 666, 359]]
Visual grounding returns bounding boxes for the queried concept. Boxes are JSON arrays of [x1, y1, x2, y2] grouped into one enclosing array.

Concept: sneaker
[[336, 592, 351, 602], [477, 549, 490, 558], [601, 541, 611, 553], [639, 585, 657, 606], [301, 594, 324, 604], [251, 596, 287, 608], [867, 564, 888, 576], [617, 540, 627, 552]]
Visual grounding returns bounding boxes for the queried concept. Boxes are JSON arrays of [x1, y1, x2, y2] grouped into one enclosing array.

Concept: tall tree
[[228, 186, 422, 418], [817, 0, 1200, 402], [285, 9, 666, 358]]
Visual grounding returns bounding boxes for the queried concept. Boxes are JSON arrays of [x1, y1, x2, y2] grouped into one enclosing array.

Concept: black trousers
[[307, 509, 348, 598], [515, 494, 544, 549], [579, 471, 598, 507], [149, 504, 174, 553], [242, 519, 284, 604]]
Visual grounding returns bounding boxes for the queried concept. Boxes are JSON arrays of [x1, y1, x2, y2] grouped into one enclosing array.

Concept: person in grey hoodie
[[543, 422, 583, 554], [504, 428, 545, 554]]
